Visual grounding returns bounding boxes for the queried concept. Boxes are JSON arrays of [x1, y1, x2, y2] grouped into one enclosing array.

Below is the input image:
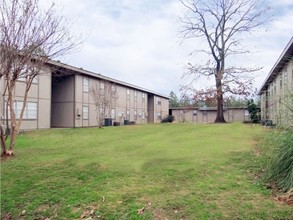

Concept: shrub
[[247, 99, 261, 123], [262, 128, 293, 192], [161, 115, 175, 123]]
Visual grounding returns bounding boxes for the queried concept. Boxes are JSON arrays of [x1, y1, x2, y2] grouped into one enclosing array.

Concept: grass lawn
[[1, 123, 292, 219]]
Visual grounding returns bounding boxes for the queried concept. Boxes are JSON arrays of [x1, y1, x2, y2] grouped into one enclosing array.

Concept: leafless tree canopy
[[90, 80, 119, 127], [0, 0, 79, 62], [179, 0, 270, 122], [0, 0, 81, 155]]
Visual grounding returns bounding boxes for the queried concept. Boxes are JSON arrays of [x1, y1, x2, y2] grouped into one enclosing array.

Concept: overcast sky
[[47, 0, 293, 97]]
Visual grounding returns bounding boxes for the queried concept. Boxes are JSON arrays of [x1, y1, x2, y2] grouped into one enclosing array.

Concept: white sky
[[46, 0, 293, 97]]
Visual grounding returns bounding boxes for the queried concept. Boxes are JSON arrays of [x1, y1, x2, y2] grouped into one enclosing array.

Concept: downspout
[[37, 75, 39, 130], [73, 74, 76, 128]]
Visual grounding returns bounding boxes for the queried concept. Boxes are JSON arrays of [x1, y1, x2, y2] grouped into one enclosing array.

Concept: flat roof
[[258, 37, 293, 95], [47, 59, 169, 99]]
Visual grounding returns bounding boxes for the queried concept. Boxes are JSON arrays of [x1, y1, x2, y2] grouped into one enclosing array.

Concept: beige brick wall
[[172, 108, 247, 123], [1, 67, 51, 130], [1, 64, 168, 129], [260, 60, 293, 126]]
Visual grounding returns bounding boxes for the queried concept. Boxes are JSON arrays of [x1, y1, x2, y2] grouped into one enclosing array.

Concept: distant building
[[170, 107, 250, 123], [0, 60, 169, 130], [258, 37, 293, 126]]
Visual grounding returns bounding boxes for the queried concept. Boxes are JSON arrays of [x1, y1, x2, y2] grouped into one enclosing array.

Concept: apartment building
[[258, 37, 293, 126], [170, 107, 250, 123], [0, 60, 169, 130]]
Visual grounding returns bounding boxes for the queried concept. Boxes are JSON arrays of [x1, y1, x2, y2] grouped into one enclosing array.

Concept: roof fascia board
[[258, 37, 293, 95], [47, 59, 169, 99]]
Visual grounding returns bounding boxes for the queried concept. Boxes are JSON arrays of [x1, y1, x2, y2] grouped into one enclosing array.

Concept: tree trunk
[[0, 123, 7, 156], [7, 87, 16, 155], [8, 125, 17, 154], [215, 77, 226, 123]]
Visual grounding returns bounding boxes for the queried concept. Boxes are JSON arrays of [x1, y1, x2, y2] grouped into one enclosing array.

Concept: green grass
[[1, 123, 292, 219]]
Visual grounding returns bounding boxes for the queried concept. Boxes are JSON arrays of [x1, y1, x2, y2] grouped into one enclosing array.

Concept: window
[[13, 64, 38, 84], [99, 107, 104, 115], [244, 109, 249, 116], [83, 78, 89, 92], [126, 109, 130, 120], [18, 75, 38, 84], [127, 109, 130, 117], [111, 84, 116, 93], [142, 93, 145, 99], [193, 110, 197, 116], [15, 101, 22, 119], [26, 102, 37, 119], [126, 89, 130, 100], [83, 106, 89, 120], [142, 112, 145, 120], [284, 71, 288, 85], [9, 101, 37, 119], [157, 97, 161, 105], [156, 112, 161, 120], [111, 108, 116, 120], [100, 82, 105, 94], [280, 75, 283, 88], [134, 91, 137, 101], [99, 107, 104, 122], [100, 82, 105, 90], [134, 110, 137, 120]]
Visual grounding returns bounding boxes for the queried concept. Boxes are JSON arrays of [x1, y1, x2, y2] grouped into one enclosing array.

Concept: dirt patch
[[137, 201, 185, 220], [1, 153, 15, 162], [274, 188, 293, 207], [36, 204, 51, 212], [72, 204, 101, 219]]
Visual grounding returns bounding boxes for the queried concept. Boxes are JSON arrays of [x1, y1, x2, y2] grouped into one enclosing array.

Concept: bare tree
[[90, 80, 119, 127], [179, 0, 270, 122], [0, 0, 81, 156]]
